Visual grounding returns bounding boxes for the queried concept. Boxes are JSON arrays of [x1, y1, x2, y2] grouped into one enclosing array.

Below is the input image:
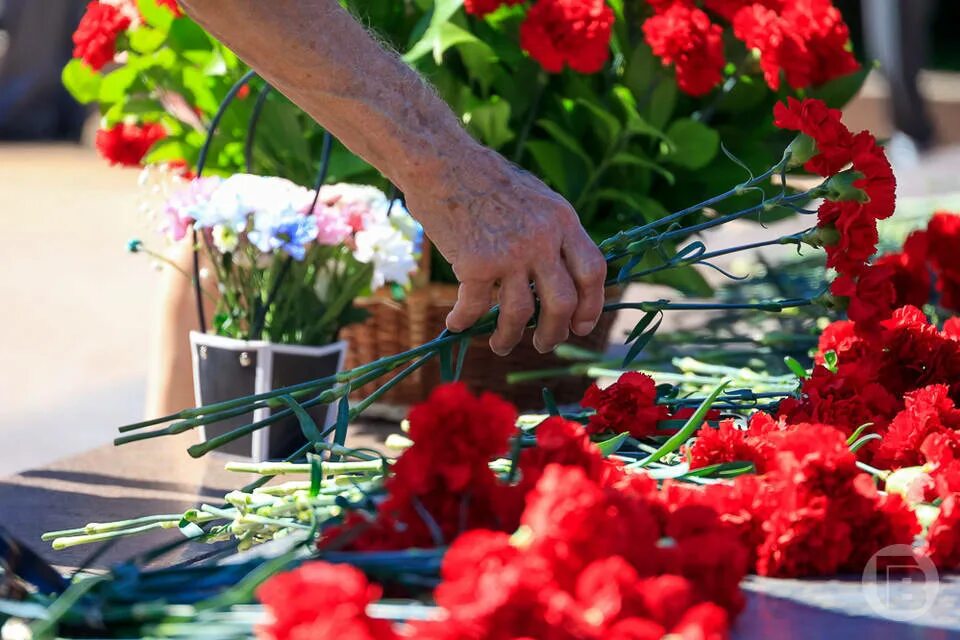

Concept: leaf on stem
[[622, 311, 663, 368]]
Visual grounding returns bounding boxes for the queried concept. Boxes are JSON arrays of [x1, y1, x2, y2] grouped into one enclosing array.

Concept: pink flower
[[311, 203, 354, 246], [162, 177, 222, 241]]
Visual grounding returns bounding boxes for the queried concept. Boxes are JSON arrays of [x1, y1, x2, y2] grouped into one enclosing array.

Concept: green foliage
[[62, 0, 866, 292]]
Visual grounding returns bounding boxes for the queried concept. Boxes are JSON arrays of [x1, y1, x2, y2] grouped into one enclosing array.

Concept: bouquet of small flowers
[[138, 173, 421, 345]]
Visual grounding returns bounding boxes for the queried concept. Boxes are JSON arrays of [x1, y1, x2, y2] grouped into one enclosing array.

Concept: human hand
[[403, 144, 607, 356]]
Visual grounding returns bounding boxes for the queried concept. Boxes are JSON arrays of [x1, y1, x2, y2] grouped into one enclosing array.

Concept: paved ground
[[0, 143, 153, 476]]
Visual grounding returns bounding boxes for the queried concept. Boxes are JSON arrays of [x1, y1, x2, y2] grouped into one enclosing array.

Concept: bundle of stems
[[115, 148, 828, 462]]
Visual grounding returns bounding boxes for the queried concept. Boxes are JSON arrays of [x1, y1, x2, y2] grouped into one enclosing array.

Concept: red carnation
[[255, 562, 397, 640], [582, 371, 669, 438], [520, 0, 614, 74], [686, 413, 782, 474], [72, 1, 131, 71], [921, 494, 960, 570], [872, 231, 931, 310], [874, 385, 960, 470], [815, 319, 863, 365], [643, 4, 725, 96], [733, 0, 857, 91], [773, 97, 853, 176], [95, 122, 166, 167], [465, 0, 522, 17], [927, 212, 960, 311]]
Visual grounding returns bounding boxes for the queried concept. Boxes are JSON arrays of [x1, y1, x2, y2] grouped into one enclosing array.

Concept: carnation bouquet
[[136, 171, 420, 345], [8, 97, 960, 639]]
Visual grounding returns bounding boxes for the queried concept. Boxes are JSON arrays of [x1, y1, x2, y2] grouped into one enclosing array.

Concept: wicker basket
[[340, 282, 615, 410]]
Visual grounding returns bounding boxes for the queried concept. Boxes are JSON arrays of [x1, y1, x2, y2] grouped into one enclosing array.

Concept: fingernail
[[533, 338, 554, 354], [490, 341, 510, 357], [573, 321, 595, 336]]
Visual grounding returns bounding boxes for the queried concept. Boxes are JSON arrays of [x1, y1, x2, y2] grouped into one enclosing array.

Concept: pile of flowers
[[137, 175, 420, 345]]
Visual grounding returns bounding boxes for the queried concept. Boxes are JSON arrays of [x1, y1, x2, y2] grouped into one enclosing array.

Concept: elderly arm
[[179, 0, 606, 354]]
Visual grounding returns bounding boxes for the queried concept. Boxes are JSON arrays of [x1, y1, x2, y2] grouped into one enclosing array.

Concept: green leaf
[[608, 151, 674, 184], [661, 119, 720, 170], [102, 97, 166, 126], [808, 66, 870, 109], [597, 432, 630, 457], [575, 98, 621, 150], [464, 97, 514, 149], [167, 18, 213, 53], [526, 140, 571, 195], [277, 394, 323, 444], [333, 392, 351, 451], [647, 78, 677, 131], [683, 461, 755, 479], [849, 433, 882, 453], [846, 423, 874, 446], [61, 59, 102, 104], [98, 66, 138, 105], [622, 312, 662, 367], [128, 26, 167, 54], [403, 0, 465, 62], [631, 379, 731, 469], [824, 350, 839, 373], [136, 0, 174, 32], [783, 356, 808, 379], [309, 455, 323, 498], [536, 119, 595, 169], [611, 86, 666, 140]]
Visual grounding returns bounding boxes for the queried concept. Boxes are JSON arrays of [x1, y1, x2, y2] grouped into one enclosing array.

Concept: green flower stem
[[236, 514, 312, 531], [224, 460, 386, 475], [598, 156, 791, 253], [672, 357, 797, 383], [617, 232, 807, 283], [602, 298, 812, 313], [50, 522, 178, 550], [628, 379, 731, 470], [42, 514, 191, 541]]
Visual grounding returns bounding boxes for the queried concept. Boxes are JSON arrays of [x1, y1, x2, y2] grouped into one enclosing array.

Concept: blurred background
[[2, 0, 960, 477]]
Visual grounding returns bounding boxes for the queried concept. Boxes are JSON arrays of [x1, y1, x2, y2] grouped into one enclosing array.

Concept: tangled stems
[[116, 153, 825, 458]]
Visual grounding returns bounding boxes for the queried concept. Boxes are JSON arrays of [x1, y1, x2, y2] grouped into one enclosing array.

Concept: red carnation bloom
[[733, 0, 857, 91], [95, 122, 166, 167], [327, 383, 517, 551], [773, 97, 853, 176], [643, 4, 725, 96], [465, 0, 522, 17], [705, 0, 782, 21], [921, 494, 960, 570], [872, 231, 931, 310], [255, 562, 397, 640], [520, 0, 614, 74], [815, 319, 864, 365], [874, 385, 960, 470], [927, 212, 960, 311], [833, 265, 899, 330], [780, 364, 900, 439], [582, 371, 669, 438], [72, 1, 131, 71], [774, 99, 894, 282], [686, 413, 782, 474]]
